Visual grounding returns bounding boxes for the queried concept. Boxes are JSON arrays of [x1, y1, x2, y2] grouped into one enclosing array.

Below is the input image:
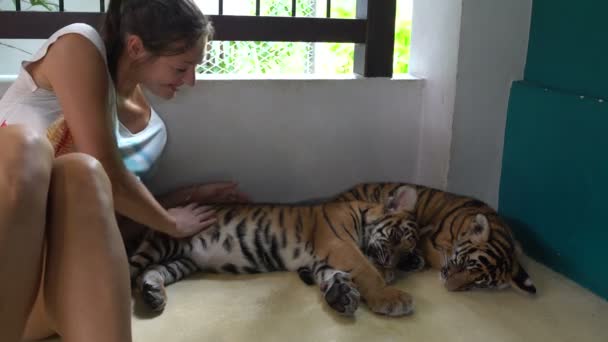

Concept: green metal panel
[[500, 81, 608, 299], [525, 0, 608, 99]]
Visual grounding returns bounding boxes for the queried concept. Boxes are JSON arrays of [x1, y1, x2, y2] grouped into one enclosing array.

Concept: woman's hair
[[101, 0, 214, 79]]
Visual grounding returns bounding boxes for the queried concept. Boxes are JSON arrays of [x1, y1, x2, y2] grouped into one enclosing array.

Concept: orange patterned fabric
[[45, 116, 75, 157]]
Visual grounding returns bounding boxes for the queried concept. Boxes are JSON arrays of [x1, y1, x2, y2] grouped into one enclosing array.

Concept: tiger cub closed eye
[[334, 182, 536, 295]]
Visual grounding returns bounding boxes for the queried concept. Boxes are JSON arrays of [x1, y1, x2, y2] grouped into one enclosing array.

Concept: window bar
[[0, 12, 368, 43], [15, 0, 21, 11], [326, 0, 331, 18], [59, 0, 65, 12], [292, 0, 296, 17], [255, 0, 260, 16], [354, 0, 397, 77], [218, 0, 223, 15], [100, 0, 105, 13]]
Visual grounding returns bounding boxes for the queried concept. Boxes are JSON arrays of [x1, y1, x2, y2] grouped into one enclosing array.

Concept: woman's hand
[[165, 203, 217, 238]]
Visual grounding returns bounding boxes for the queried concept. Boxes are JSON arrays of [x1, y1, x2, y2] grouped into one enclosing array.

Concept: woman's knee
[[48, 154, 119, 244], [0, 125, 54, 200], [51, 153, 113, 203]]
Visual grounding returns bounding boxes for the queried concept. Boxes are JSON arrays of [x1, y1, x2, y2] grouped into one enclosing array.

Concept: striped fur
[[130, 185, 420, 316], [334, 183, 536, 294]]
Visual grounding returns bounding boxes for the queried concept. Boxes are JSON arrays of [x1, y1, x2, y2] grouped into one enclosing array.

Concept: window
[[199, 0, 350, 75], [0, 0, 408, 77]]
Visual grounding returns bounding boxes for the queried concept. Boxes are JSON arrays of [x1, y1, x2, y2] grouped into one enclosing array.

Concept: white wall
[[146, 78, 424, 202], [446, 0, 532, 208], [408, 0, 463, 190], [407, 0, 532, 207], [0, 77, 426, 202]]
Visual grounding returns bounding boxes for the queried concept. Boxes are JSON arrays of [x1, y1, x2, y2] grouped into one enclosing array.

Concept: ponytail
[[101, 0, 124, 80]]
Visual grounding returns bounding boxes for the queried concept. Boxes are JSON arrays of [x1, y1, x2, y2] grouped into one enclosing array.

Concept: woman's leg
[[0, 126, 53, 342], [24, 153, 133, 342]]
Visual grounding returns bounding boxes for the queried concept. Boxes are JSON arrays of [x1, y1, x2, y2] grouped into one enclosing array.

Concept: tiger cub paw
[[139, 271, 167, 312], [320, 271, 360, 316], [367, 287, 414, 316]]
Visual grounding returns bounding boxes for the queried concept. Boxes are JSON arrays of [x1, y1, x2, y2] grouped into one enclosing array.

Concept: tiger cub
[[130, 185, 420, 317], [334, 183, 536, 294]]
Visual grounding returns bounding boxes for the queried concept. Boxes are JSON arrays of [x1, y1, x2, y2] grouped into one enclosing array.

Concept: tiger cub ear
[[470, 214, 490, 244], [386, 185, 418, 213], [510, 261, 537, 294]]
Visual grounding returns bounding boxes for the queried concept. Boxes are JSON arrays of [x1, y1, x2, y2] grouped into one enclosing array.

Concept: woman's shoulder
[[24, 23, 107, 69], [50, 23, 107, 59], [17, 23, 110, 94], [55, 23, 101, 37]]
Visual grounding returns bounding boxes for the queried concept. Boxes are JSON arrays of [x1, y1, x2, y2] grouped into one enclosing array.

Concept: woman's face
[[137, 37, 207, 100]]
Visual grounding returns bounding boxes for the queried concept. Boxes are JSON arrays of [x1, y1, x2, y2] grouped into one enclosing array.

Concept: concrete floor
[[45, 255, 608, 342]]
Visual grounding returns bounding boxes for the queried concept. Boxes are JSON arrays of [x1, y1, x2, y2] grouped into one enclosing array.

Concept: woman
[[0, 0, 246, 341]]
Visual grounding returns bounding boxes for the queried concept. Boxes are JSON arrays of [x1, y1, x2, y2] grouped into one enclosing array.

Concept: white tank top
[[0, 23, 167, 181]]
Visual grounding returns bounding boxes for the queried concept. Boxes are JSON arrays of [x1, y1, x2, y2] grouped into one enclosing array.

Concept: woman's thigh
[[22, 153, 128, 341], [22, 253, 56, 341], [0, 125, 54, 341]]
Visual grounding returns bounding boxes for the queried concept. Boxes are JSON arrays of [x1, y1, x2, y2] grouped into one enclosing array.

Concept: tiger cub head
[[440, 213, 536, 294], [363, 185, 420, 270]]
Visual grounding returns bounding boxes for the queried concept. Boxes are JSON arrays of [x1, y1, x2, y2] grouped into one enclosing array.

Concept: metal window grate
[[216, 0, 330, 18], [9, 0, 335, 16], [200, 40, 324, 75], [0, 0, 397, 77]]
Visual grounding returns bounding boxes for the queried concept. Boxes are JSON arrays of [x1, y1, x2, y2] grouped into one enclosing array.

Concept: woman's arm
[[42, 34, 208, 237]]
